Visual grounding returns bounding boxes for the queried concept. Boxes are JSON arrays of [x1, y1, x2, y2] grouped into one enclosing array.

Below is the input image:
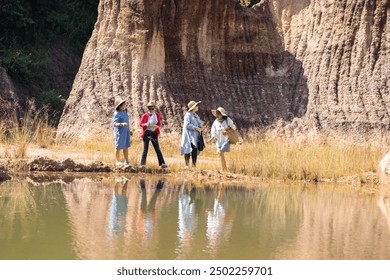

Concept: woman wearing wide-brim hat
[[139, 101, 167, 168], [210, 107, 237, 170], [180, 100, 203, 169], [113, 99, 132, 166]]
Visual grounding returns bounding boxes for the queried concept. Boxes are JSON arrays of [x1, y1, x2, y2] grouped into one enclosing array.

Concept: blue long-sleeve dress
[[113, 110, 131, 150]]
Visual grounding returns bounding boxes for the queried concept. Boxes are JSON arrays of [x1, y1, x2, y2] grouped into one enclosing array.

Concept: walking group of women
[[113, 99, 237, 170]]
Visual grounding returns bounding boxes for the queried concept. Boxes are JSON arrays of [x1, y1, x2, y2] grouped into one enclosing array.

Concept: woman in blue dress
[[180, 100, 202, 169], [113, 99, 132, 166]]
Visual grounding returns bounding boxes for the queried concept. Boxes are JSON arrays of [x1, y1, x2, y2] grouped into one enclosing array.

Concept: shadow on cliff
[[147, 0, 309, 131]]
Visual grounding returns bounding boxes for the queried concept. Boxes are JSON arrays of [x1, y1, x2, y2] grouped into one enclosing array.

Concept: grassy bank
[[0, 120, 387, 182]]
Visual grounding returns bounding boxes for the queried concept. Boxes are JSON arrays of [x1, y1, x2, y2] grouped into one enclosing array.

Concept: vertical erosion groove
[[57, 0, 389, 140]]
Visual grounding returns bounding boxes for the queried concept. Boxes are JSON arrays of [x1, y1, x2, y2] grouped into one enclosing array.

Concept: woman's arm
[[140, 114, 148, 127], [113, 112, 122, 127], [184, 113, 196, 131], [227, 117, 237, 130], [211, 121, 218, 138]]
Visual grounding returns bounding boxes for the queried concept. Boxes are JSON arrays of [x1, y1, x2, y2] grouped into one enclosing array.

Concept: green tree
[[239, 0, 260, 7]]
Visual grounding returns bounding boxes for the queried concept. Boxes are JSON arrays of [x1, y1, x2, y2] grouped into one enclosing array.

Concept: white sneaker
[[115, 161, 123, 166], [184, 165, 189, 170], [123, 161, 134, 167]]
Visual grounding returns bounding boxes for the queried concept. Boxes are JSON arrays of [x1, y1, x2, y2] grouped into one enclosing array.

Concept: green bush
[[0, 49, 34, 82], [0, 0, 98, 82], [36, 90, 66, 124]]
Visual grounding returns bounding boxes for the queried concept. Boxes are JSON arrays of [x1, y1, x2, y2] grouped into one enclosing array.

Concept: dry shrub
[[0, 100, 56, 158]]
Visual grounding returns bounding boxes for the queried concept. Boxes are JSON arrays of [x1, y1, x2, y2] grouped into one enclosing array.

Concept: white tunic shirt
[[211, 117, 236, 151]]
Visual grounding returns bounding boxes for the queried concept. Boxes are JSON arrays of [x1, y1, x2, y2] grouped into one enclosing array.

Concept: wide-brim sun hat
[[115, 99, 126, 110], [187, 100, 202, 111], [211, 107, 227, 117], [147, 101, 156, 108]]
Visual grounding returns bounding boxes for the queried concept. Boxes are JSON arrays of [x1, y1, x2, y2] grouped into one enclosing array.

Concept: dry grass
[[228, 137, 386, 181], [0, 102, 56, 159], [77, 134, 385, 181], [0, 117, 388, 181]]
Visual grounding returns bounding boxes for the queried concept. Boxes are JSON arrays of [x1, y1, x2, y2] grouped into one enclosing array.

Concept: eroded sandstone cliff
[[269, 0, 389, 133], [57, 0, 389, 140]]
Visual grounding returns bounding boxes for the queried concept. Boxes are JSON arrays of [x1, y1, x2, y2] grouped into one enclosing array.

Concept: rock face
[[269, 0, 390, 133], [57, 0, 389, 141], [0, 67, 19, 120]]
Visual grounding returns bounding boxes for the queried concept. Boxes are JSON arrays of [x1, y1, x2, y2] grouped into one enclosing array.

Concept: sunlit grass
[[0, 101, 56, 158], [228, 138, 385, 181], [0, 116, 387, 181]]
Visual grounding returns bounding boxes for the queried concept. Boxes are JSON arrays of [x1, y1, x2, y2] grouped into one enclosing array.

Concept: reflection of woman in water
[[206, 188, 234, 254], [108, 179, 129, 238], [136, 178, 164, 241], [177, 180, 198, 258]]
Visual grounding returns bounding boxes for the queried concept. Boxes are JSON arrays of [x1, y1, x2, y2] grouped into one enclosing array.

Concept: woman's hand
[[195, 127, 202, 132]]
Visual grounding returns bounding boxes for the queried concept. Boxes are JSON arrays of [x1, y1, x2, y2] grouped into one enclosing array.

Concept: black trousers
[[141, 130, 165, 166], [184, 143, 198, 167]]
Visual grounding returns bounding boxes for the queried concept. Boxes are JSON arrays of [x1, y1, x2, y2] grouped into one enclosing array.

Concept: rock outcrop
[[57, 0, 389, 141], [27, 156, 111, 172]]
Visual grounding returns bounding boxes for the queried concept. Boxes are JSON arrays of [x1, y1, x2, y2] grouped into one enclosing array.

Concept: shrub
[[36, 90, 66, 125]]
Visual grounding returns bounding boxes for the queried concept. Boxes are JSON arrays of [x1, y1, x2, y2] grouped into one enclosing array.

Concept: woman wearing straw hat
[[210, 107, 237, 171], [180, 100, 202, 169], [113, 99, 132, 167], [139, 101, 167, 168]]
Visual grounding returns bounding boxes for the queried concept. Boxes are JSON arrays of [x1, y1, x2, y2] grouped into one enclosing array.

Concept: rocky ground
[[0, 152, 261, 185], [0, 154, 384, 188]]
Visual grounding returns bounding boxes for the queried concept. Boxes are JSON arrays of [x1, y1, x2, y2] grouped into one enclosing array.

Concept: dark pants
[[141, 130, 165, 166], [184, 143, 198, 167]]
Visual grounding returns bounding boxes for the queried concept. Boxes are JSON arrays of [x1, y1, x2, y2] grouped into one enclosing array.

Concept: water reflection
[[2, 178, 390, 259], [206, 186, 234, 256], [274, 187, 390, 259], [136, 178, 164, 243], [108, 179, 129, 238], [0, 180, 75, 259], [177, 180, 198, 258]]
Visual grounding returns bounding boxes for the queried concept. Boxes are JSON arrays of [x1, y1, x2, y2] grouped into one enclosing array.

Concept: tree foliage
[[0, 0, 98, 124], [239, 0, 260, 7]]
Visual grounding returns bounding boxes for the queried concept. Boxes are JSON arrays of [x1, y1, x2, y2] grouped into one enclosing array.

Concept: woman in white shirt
[[210, 107, 237, 170]]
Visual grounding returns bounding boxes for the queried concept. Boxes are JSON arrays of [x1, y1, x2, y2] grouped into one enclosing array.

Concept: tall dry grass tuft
[[0, 101, 56, 158], [35, 109, 56, 148]]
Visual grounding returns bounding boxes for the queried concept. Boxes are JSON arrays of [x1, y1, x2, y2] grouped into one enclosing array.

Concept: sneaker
[[184, 165, 189, 170], [160, 164, 167, 169], [123, 161, 134, 168], [115, 161, 123, 166]]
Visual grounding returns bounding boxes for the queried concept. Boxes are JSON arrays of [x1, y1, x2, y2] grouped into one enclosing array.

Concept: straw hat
[[147, 101, 156, 108], [211, 107, 227, 117], [114, 99, 126, 110], [187, 100, 202, 111]]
